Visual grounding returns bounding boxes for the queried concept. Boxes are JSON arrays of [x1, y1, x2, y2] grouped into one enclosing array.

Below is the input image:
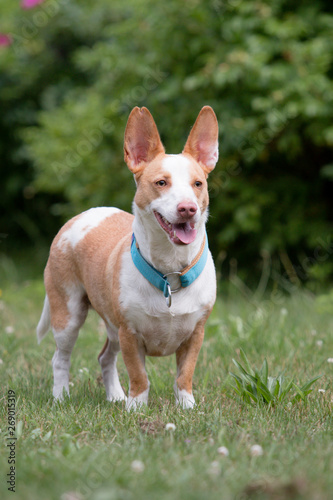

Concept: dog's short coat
[[37, 106, 219, 410]]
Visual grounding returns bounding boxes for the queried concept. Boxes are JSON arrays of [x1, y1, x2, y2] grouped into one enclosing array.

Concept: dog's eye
[[156, 180, 167, 187], [194, 181, 203, 188]]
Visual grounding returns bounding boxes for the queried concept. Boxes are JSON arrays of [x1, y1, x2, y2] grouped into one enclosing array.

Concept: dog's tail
[[36, 295, 51, 344]]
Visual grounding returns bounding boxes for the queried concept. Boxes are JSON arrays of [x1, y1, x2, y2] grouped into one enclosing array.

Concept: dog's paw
[[106, 388, 127, 403], [126, 388, 149, 412], [53, 385, 69, 401], [126, 398, 146, 412], [174, 383, 196, 409]]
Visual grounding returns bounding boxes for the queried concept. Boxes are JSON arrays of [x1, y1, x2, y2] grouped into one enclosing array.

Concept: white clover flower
[[316, 340, 323, 347], [217, 446, 229, 457], [208, 461, 220, 475], [5, 326, 14, 334], [327, 358, 333, 364], [131, 460, 145, 473], [165, 423, 176, 431], [280, 308, 288, 316], [250, 444, 264, 457]]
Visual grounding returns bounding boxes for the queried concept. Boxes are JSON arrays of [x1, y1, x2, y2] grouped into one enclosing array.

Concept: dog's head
[[124, 106, 218, 245]]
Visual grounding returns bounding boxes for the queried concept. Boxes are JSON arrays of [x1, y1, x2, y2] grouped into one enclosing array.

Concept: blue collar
[[131, 233, 209, 308]]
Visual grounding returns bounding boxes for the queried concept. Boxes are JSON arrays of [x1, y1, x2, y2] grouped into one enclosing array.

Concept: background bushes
[[1, 0, 332, 286]]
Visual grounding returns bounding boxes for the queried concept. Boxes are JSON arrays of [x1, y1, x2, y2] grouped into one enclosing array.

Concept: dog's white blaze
[[58, 207, 120, 249], [162, 155, 197, 204], [163, 154, 191, 173]]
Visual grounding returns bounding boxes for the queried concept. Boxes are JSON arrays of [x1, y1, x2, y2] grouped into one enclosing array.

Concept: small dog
[[37, 106, 218, 410]]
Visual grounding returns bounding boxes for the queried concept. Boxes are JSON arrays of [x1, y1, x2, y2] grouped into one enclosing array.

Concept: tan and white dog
[[37, 106, 218, 410]]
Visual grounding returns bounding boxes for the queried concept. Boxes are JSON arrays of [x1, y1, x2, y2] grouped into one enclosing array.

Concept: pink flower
[[0, 34, 11, 47], [21, 0, 45, 9]]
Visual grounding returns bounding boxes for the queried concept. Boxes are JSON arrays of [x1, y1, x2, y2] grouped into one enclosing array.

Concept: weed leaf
[[229, 350, 322, 407], [239, 348, 255, 376]]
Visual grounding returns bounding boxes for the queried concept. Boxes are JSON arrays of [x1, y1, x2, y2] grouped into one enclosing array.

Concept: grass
[[1, 273, 333, 500], [229, 348, 323, 406]]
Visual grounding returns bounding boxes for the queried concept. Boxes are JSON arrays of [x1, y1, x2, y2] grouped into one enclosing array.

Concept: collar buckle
[[162, 271, 182, 294], [163, 271, 182, 308]]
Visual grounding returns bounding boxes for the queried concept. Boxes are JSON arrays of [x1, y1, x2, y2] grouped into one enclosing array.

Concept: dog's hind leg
[[98, 324, 126, 402], [50, 286, 89, 400]]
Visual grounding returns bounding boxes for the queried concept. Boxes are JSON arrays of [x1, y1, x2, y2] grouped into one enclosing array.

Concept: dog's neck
[[132, 203, 207, 277]]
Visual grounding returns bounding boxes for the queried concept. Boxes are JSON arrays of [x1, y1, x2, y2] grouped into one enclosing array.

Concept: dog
[[37, 106, 218, 410]]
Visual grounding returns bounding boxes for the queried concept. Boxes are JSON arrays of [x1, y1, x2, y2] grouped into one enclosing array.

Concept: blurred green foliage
[[0, 0, 332, 286]]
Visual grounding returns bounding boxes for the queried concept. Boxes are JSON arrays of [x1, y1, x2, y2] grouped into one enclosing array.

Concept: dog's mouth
[[154, 211, 197, 245]]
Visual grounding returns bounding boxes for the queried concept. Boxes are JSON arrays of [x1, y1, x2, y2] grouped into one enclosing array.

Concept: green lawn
[[1, 277, 332, 500]]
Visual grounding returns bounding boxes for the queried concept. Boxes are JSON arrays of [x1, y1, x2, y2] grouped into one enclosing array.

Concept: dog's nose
[[177, 201, 197, 219]]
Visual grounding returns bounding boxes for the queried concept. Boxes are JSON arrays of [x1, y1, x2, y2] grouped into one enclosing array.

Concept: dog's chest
[[125, 307, 204, 356], [118, 251, 215, 356]]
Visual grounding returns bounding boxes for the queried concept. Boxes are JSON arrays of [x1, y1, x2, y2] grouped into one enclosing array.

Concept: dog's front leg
[[118, 324, 149, 411], [174, 316, 208, 409]]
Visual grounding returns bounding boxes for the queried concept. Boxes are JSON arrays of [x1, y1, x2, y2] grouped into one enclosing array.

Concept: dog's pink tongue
[[173, 222, 197, 244]]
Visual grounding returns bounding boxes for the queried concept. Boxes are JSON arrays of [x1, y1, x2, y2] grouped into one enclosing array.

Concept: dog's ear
[[124, 107, 165, 174], [183, 106, 219, 174]]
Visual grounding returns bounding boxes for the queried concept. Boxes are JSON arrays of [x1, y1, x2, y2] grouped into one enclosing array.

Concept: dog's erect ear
[[182, 106, 219, 174], [124, 107, 165, 174]]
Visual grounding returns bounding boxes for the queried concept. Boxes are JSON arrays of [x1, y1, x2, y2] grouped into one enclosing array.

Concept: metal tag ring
[[163, 271, 182, 294]]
